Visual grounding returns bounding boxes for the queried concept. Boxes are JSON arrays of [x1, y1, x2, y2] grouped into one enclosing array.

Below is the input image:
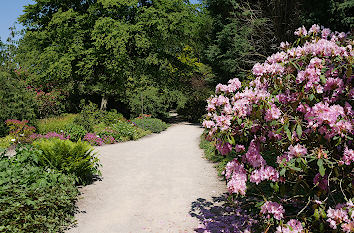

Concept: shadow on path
[[190, 194, 257, 233]]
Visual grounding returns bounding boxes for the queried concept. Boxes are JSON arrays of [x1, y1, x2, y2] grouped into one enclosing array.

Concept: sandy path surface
[[67, 123, 226, 233]]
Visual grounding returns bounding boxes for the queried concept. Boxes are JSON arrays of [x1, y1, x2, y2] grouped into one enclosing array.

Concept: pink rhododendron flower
[[235, 144, 245, 153], [216, 140, 232, 155], [321, 28, 331, 39], [309, 24, 320, 34], [224, 160, 247, 195], [243, 140, 266, 168], [288, 144, 307, 157], [261, 201, 285, 220], [227, 78, 242, 92], [294, 26, 307, 37], [327, 201, 353, 232], [202, 120, 215, 129], [342, 147, 354, 165], [252, 63, 265, 76], [276, 219, 304, 233], [265, 104, 281, 121], [249, 166, 279, 184], [214, 115, 232, 131]]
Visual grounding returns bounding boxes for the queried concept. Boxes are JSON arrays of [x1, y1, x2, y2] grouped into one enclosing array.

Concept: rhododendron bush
[[203, 25, 353, 232]]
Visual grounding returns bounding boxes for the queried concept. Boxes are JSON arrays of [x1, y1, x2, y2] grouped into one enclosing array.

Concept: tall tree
[[202, 0, 275, 84], [16, 0, 202, 113]]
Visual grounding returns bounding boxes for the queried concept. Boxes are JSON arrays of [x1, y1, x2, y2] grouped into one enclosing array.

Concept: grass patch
[[37, 114, 77, 134]]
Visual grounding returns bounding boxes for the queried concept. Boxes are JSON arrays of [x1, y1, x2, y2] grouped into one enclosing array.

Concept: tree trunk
[[100, 95, 108, 111]]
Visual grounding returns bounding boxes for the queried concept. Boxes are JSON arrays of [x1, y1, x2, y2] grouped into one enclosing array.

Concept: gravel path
[[67, 123, 226, 233]]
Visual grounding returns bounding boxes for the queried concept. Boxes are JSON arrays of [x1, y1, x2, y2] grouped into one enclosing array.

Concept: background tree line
[[0, 0, 352, 133]]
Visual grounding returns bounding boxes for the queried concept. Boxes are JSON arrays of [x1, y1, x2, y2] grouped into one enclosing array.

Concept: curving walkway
[[68, 123, 226, 233]]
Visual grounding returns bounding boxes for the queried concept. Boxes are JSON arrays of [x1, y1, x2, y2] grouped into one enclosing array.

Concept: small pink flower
[[235, 144, 245, 153], [261, 201, 285, 220]]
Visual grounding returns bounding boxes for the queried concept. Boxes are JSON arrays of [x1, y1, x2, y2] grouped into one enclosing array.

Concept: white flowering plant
[[203, 25, 353, 232]]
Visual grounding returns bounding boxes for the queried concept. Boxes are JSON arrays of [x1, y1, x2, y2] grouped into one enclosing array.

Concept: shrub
[[98, 109, 125, 126], [37, 114, 77, 134], [32, 138, 101, 185], [0, 70, 37, 137], [73, 102, 101, 132], [131, 117, 168, 133], [94, 127, 118, 141], [74, 102, 125, 131], [202, 25, 353, 232], [0, 135, 15, 149], [5, 119, 36, 143], [64, 123, 87, 142], [0, 146, 78, 232], [110, 120, 151, 141], [29, 88, 67, 119], [111, 121, 139, 141]]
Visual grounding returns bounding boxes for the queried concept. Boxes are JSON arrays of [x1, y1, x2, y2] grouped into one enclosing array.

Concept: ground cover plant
[[202, 25, 353, 232], [131, 116, 169, 133], [0, 146, 79, 232]]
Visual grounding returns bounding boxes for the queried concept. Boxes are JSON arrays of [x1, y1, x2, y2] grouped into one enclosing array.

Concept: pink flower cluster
[[276, 219, 304, 233], [304, 102, 352, 139], [341, 147, 354, 165], [264, 104, 281, 121], [327, 201, 354, 232], [102, 135, 115, 144], [215, 78, 242, 94], [242, 140, 266, 168], [260, 201, 285, 220], [83, 133, 104, 146], [224, 159, 247, 195], [277, 144, 308, 165], [249, 166, 279, 184], [215, 140, 232, 155], [30, 132, 70, 141]]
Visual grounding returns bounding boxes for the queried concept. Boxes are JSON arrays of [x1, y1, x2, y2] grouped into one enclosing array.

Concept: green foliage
[[0, 146, 78, 232], [98, 109, 125, 126], [111, 121, 150, 141], [37, 114, 77, 134], [74, 102, 101, 132], [177, 77, 214, 122], [203, 0, 274, 83], [0, 135, 14, 149], [300, 0, 353, 32], [16, 0, 202, 114], [5, 119, 36, 144], [131, 117, 168, 133], [64, 123, 88, 142], [32, 138, 101, 185], [0, 69, 37, 137], [133, 127, 152, 141], [127, 86, 170, 119], [74, 102, 126, 131]]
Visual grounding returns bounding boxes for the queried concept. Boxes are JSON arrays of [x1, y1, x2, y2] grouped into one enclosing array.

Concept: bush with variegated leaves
[[203, 24, 353, 232]]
